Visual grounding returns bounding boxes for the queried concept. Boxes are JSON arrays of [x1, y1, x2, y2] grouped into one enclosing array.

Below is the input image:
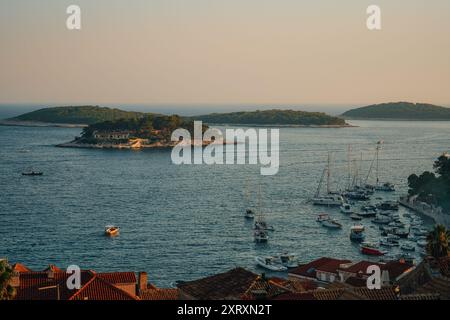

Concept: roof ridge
[[68, 272, 97, 300]]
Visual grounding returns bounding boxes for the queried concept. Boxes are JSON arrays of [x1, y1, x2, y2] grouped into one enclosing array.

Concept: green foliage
[[11, 106, 145, 125], [426, 225, 450, 259], [0, 260, 16, 300], [342, 102, 450, 120], [190, 109, 347, 126], [82, 114, 203, 142], [408, 154, 450, 211]]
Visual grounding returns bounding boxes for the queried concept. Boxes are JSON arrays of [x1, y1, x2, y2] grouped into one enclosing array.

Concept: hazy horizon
[[1, 0, 450, 107]]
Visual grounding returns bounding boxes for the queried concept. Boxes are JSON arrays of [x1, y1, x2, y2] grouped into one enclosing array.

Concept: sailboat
[[312, 153, 344, 206], [366, 141, 395, 192], [254, 185, 270, 243], [243, 178, 255, 219]]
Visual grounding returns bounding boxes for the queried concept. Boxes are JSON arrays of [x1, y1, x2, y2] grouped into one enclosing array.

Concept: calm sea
[[1, 120, 449, 286]]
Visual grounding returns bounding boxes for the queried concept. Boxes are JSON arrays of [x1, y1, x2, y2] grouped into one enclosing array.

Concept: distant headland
[[341, 102, 450, 120]]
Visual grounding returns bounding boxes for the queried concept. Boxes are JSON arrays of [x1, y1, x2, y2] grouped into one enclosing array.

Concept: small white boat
[[350, 225, 365, 242], [340, 203, 353, 214], [321, 219, 343, 229], [401, 243, 416, 252], [350, 214, 362, 221], [380, 237, 399, 247], [255, 256, 287, 271], [105, 225, 120, 237], [312, 195, 344, 207], [372, 215, 392, 225]]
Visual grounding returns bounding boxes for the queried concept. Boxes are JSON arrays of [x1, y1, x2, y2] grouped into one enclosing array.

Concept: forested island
[[342, 102, 450, 120], [1, 106, 349, 127], [190, 109, 348, 126]]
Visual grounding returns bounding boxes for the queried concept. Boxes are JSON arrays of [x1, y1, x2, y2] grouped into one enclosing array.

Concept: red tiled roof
[[317, 259, 351, 274], [338, 261, 382, 276], [140, 288, 178, 300], [381, 261, 414, 280], [273, 292, 316, 300], [42, 264, 62, 273], [69, 276, 138, 301], [14, 269, 139, 300], [345, 276, 368, 287], [98, 272, 136, 284], [289, 257, 350, 278], [178, 267, 259, 300], [13, 263, 32, 273]]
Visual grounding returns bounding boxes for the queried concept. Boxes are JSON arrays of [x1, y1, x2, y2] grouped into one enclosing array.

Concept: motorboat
[[344, 191, 370, 201], [105, 226, 120, 237], [350, 225, 365, 242], [340, 203, 353, 214], [22, 170, 43, 176], [377, 201, 399, 211], [375, 182, 396, 192], [254, 229, 269, 243], [388, 221, 405, 229], [312, 195, 344, 207], [372, 215, 392, 225], [357, 210, 377, 218], [277, 253, 298, 268], [255, 256, 287, 271], [316, 213, 330, 222], [321, 219, 343, 229], [401, 243, 416, 252], [360, 242, 387, 256], [350, 214, 362, 221], [361, 205, 377, 212], [245, 209, 255, 219]]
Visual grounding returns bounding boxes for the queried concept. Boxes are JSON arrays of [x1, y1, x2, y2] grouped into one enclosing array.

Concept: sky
[[1, 0, 450, 111]]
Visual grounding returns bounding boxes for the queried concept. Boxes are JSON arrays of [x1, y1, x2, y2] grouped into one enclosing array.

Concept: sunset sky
[[1, 0, 450, 109]]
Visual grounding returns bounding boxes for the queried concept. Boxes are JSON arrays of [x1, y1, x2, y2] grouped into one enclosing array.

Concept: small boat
[[344, 191, 370, 201], [361, 205, 377, 212], [254, 229, 269, 243], [361, 242, 387, 256], [321, 219, 343, 229], [105, 226, 120, 237], [377, 201, 399, 211], [312, 195, 344, 207], [372, 215, 392, 225], [317, 213, 330, 222], [255, 256, 287, 272], [350, 225, 365, 242], [375, 182, 396, 192], [401, 243, 416, 252], [277, 253, 298, 268], [340, 203, 354, 214], [245, 209, 255, 219], [22, 170, 43, 176], [350, 214, 362, 221], [357, 210, 377, 218]]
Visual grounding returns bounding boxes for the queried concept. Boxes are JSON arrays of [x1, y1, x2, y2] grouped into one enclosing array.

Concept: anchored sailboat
[[312, 153, 344, 206]]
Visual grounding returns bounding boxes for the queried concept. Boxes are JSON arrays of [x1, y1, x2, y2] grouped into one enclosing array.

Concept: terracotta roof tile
[[13, 263, 32, 273], [178, 267, 259, 300], [69, 276, 138, 300], [289, 257, 344, 278], [140, 288, 178, 300], [98, 272, 136, 284]]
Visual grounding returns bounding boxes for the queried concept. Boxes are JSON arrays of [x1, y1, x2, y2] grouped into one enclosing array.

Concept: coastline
[[0, 120, 88, 128]]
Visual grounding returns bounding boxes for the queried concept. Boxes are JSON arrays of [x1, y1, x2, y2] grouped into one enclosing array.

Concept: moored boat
[[105, 226, 120, 237], [254, 229, 269, 243], [360, 242, 387, 256], [255, 256, 287, 271], [22, 170, 43, 176], [245, 209, 255, 219], [350, 214, 362, 221], [400, 243, 416, 252], [340, 203, 354, 214], [350, 225, 365, 242]]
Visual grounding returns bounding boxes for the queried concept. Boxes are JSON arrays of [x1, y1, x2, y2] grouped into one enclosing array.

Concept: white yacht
[[340, 203, 353, 214]]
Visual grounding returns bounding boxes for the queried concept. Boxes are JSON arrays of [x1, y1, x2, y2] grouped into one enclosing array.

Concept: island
[[189, 109, 349, 127], [0, 105, 145, 127], [341, 102, 450, 120], [57, 115, 210, 149]]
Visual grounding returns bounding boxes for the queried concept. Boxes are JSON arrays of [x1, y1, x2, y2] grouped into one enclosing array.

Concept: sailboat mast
[[327, 152, 331, 194], [376, 143, 380, 186], [347, 145, 352, 190]]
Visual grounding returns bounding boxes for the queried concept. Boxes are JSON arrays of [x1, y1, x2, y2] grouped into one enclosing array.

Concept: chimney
[[138, 272, 148, 294]]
